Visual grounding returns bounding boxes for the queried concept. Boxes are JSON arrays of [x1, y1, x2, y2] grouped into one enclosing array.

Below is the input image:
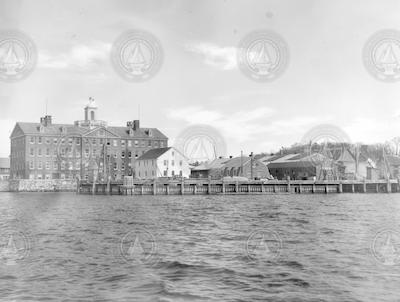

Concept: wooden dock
[[77, 179, 400, 195]]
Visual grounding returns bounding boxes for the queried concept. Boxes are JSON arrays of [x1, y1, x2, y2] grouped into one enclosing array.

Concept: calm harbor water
[[1, 193, 400, 301]]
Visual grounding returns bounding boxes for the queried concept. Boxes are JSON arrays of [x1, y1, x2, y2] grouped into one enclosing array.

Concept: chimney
[[40, 115, 52, 127], [127, 121, 133, 128], [133, 120, 140, 131]]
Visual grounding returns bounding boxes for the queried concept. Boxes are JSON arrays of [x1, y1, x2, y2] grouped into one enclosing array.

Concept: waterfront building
[[336, 148, 379, 180], [135, 147, 190, 179], [9, 99, 168, 180], [0, 158, 10, 180], [191, 156, 271, 180], [267, 153, 340, 180]]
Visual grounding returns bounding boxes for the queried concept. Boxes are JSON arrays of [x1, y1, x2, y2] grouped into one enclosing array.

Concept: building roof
[[137, 147, 171, 160], [267, 153, 327, 169], [191, 157, 230, 171], [0, 157, 10, 168], [11, 122, 168, 140]]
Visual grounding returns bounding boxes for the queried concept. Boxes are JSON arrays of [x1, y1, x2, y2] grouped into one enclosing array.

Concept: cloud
[[185, 42, 237, 70], [38, 41, 111, 71]]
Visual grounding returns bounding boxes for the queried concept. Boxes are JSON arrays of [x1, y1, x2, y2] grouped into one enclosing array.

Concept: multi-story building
[[9, 99, 168, 180]]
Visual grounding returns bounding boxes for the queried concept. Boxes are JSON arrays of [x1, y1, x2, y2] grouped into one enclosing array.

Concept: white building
[[135, 147, 190, 179]]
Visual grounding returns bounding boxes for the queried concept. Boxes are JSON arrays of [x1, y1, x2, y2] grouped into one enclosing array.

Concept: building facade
[[10, 100, 168, 180], [0, 158, 10, 180], [191, 156, 271, 180], [135, 147, 190, 179]]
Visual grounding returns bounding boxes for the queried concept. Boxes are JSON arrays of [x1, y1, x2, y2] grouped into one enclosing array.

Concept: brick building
[[10, 99, 168, 180]]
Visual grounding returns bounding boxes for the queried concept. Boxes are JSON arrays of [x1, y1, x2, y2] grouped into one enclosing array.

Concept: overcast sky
[[1, 0, 400, 157]]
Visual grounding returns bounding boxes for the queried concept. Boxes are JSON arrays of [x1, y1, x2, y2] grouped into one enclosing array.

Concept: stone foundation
[[7, 179, 77, 192]]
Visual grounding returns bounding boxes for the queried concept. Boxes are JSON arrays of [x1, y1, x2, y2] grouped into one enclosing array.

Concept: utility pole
[[250, 152, 253, 180], [240, 150, 243, 177]]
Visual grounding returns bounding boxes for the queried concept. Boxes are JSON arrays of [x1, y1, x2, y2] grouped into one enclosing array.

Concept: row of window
[[28, 148, 149, 158], [28, 161, 133, 171], [137, 170, 183, 177], [29, 136, 165, 148], [138, 160, 183, 167]]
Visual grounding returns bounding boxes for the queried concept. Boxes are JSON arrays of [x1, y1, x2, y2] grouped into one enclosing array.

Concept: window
[[179, 170, 182, 176], [85, 149, 90, 158], [30, 148, 34, 156], [171, 160, 174, 166], [30, 136, 35, 144], [38, 162, 43, 169], [99, 138, 103, 145], [61, 162, 65, 169], [179, 160, 183, 166], [113, 153, 117, 158], [172, 151, 175, 156], [128, 151, 132, 159], [46, 137, 50, 144], [113, 140, 117, 147], [152, 170, 155, 176], [29, 161, 34, 169], [53, 138, 58, 144], [113, 162, 117, 170], [121, 163, 125, 170], [172, 170, 175, 176], [121, 151, 125, 158], [128, 140, 132, 147], [61, 138, 65, 144], [164, 160, 167, 166], [37, 174, 42, 180], [38, 137, 42, 144], [45, 174, 51, 180], [141, 141, 145, 147], [163, 170, 167, 176], [46, 148, 50, 156], [76, 138, 81, 145], [155, 141, 158, 148], [38, 149, 42, 157], [134, 140, 139, 147], [121, 140, 126, 147], [160, 141, 164, 147], [68, 138, 73, 145], [45, 162, 50, 170], [148, 141, 152, 147]]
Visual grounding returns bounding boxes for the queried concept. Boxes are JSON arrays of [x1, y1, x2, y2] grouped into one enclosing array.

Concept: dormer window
[[129, 128, 134, 136], [39, 125, 45, 133], [60, 126, 66, 134]]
